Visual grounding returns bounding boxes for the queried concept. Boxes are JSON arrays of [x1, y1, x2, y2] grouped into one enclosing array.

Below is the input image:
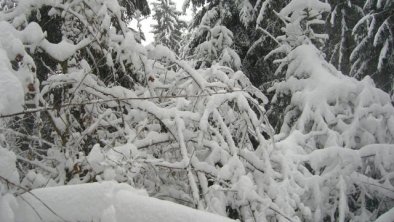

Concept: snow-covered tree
[[151, 0, 187, 53], [260, 0, 330, 131], [0, 0, 150, 209], [322, 0, 394, 96], [184, 0, 243, 70], [350, 0, 394, 95], [0, 0, 276, 221], [264, 0, 394, 221], [269, 42, 394, 222], [119, 0, 150, 21], [241, 0, 289, 88]]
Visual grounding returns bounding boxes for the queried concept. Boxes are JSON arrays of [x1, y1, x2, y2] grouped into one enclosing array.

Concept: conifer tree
[[325, 0, 364, 75], [184, 0, 252, 70], [119, 0, 151, 21], [184, 0, 288, 86], [267, 1, 394, 220], [151, 0, 187, 53], [243, 0, 289, 88]]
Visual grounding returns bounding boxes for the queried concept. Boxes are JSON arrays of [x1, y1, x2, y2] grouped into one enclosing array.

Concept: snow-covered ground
[[12, 181, 234, 222]]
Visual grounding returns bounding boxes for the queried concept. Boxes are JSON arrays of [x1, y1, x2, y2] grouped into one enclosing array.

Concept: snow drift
[[13, 181, 234, 222]]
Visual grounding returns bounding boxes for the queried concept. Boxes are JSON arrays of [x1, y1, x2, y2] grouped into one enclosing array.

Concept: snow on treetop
[[280, 0, 331, 21]]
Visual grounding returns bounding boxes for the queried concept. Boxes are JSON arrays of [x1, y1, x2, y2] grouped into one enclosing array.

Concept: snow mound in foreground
[[14, 181, 234, 222]]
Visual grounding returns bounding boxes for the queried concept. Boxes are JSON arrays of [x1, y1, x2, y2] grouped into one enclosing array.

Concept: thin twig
[[0, 90, 245, 119], [19, 195, 44, 221]]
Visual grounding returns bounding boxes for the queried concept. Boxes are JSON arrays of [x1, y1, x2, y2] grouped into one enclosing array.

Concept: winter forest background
[[0, 0, 393, 221]]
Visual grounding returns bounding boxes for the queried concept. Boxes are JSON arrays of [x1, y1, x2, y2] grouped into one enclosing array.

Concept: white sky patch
[[129, 0, 192, 45]]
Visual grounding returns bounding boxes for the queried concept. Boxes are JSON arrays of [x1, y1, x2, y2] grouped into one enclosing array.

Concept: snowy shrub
[[0, 0, 277, 221], [36, 43, 276, 217]]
